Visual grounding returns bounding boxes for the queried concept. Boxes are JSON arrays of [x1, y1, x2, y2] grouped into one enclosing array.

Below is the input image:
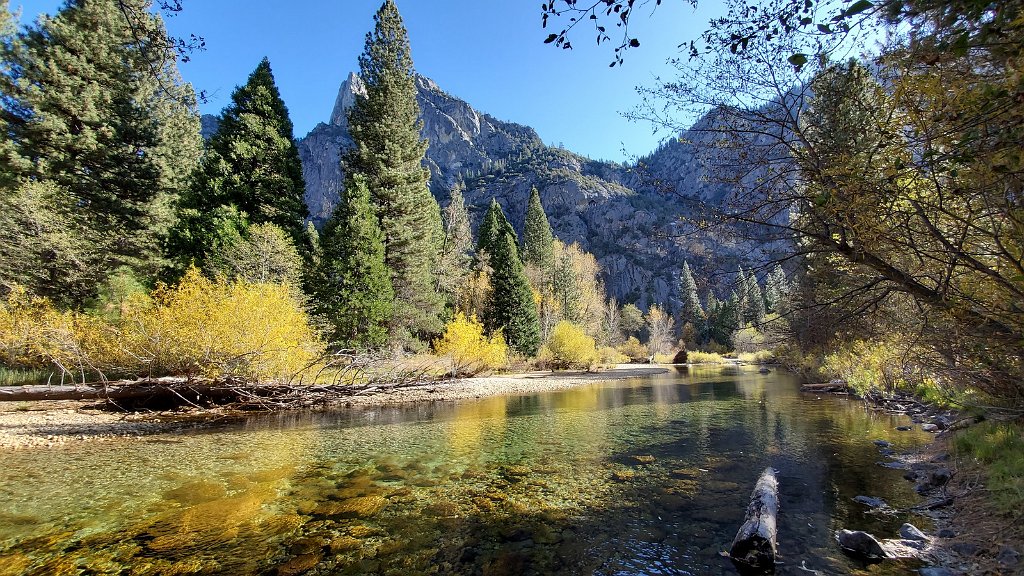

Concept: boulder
[[836, 529, 887, 559], [899, 523, 928, 541], [997, 546, 1020, 567]]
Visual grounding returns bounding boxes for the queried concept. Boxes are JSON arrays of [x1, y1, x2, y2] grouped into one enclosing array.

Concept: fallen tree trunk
[[800, 382, 848, 393], [729, 467, 779, 573], [0, 380, 280, 402], [0, 376, 438, 410]]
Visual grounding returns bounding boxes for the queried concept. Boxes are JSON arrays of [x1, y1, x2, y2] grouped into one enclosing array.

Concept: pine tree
[[521, 187, 555, 271], [0, 0, 202, 294], [169, 57, 306, 272], [679, 261, 705, 333], [311, 174, 393, 349], [435, 181, 474, 309], [346, 0, 444, 344], [745, 269, 767, 325], [483, 210, 540, 356], [763, 264, 788, 313], [477, 198, 516, 257]]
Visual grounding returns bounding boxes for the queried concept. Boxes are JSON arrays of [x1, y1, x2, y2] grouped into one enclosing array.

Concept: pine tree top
[[522, 186, 554, 270]]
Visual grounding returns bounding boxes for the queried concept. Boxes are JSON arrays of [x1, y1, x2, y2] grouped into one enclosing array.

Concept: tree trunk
[[729, 467, 779, 573]]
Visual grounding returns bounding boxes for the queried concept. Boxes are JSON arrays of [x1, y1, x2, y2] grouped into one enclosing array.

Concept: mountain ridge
[[204, 73, 761, 312]]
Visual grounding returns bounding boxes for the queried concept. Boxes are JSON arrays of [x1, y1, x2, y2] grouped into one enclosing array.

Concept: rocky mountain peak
[[329, 72, 365, 127], [297, 72, 769, 313]]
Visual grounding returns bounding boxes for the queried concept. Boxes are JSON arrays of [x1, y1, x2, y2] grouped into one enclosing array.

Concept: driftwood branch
[[729, 467, 779, 573]]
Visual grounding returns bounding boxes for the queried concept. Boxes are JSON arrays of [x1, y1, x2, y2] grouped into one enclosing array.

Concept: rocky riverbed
[[834, 419, 1023, 575]]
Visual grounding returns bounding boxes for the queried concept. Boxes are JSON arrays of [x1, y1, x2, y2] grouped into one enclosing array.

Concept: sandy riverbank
[[0, 364, 671, 449]]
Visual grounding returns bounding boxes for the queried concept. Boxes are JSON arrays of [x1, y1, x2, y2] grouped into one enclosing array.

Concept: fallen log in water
[[800, 382, 848, 393], [729, 467, 779, 573]]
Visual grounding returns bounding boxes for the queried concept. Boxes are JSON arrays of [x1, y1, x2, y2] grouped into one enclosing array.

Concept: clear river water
[[0, 367, 934, 575]]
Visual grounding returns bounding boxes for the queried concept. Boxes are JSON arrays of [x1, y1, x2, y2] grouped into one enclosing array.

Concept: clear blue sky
[[12, 1, 721, 162]]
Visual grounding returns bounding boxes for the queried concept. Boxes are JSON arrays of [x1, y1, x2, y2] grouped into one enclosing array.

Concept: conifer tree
[[436, 182, 473, 309], [745, 269, 767, 325], [483, 209, 540, 356], [346, 0, 444, 345], [703, 290, 721, 345], [679, 261, 705, 332], [0, 0, 201, 293], [763, 264, 788, 313], [477, 198, 516, 257], [310, 174, 393, 349], [170, 57, 306, 272], [521, 187, 555, 271]]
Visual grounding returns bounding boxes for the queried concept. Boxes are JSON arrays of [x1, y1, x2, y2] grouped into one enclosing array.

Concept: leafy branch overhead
[[541, 0, 884, 67], [542, 0, 696, 66]]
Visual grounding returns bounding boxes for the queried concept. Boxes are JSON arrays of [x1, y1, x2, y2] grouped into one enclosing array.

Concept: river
[[0, 367, 933, 575]]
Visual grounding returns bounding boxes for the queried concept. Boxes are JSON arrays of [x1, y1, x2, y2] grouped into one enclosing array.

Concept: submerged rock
[[853, 495, 889, 509], [919, 567, 955, 576], [631, 455, 656, 465], [313, 495, 388, 519], [611, 470, 636, 482], [276, 553, 321, 576]]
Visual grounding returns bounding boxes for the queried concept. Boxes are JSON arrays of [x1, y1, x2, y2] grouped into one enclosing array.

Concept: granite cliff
[[283, 73, 763, 311]]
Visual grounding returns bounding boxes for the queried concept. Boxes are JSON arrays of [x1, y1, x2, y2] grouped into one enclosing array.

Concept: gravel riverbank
[[0, 365, 670, 450]]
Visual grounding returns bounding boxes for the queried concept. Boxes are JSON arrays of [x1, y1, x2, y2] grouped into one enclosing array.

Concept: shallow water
[[0, 367, 933, 575]]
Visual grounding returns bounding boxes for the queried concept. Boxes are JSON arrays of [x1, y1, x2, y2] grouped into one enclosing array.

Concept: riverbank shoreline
[[0, 364, 672, 449]]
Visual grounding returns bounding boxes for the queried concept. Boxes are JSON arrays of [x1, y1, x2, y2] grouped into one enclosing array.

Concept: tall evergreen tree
[[744, 269, 767, 325], [169, 57, 306, 272], [763, 264, 788, 313], [436, 181, 473, 309], [345, 0, 444, 345], [0, 0, 202, 294], [679, 261, 705, 332], [485, 230, 541, 356], [310, 174, 393, 349], [521, 187, 554, 271], [477, 198, 516, 257]]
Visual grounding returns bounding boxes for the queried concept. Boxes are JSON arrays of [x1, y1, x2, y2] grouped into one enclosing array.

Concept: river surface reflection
[[0, 367, 932, 575]]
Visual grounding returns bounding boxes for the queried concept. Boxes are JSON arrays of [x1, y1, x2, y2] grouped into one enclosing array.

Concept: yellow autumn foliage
[[547, 321, 597, 370], [0, 268, 322, 382], [127, 268, 322, 379], [433, 312, 508, 376]]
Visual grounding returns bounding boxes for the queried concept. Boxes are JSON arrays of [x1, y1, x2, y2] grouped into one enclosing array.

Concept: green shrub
[[822, 338, 921, 394], [954, 422, 1024, 517]]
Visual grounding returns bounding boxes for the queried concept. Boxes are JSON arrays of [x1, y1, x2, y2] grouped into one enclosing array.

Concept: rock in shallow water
[[918, 567, 954, 576], [835, 529, 887, 559], [853, 495, 888, 508]]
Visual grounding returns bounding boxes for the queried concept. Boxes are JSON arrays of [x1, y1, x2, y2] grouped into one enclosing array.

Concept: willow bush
[[0, 268, 322, 383], [433, 312, 508, 376]]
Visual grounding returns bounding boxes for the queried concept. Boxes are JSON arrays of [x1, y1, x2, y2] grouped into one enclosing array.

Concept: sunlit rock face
[[296, 73, 774, 310]]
